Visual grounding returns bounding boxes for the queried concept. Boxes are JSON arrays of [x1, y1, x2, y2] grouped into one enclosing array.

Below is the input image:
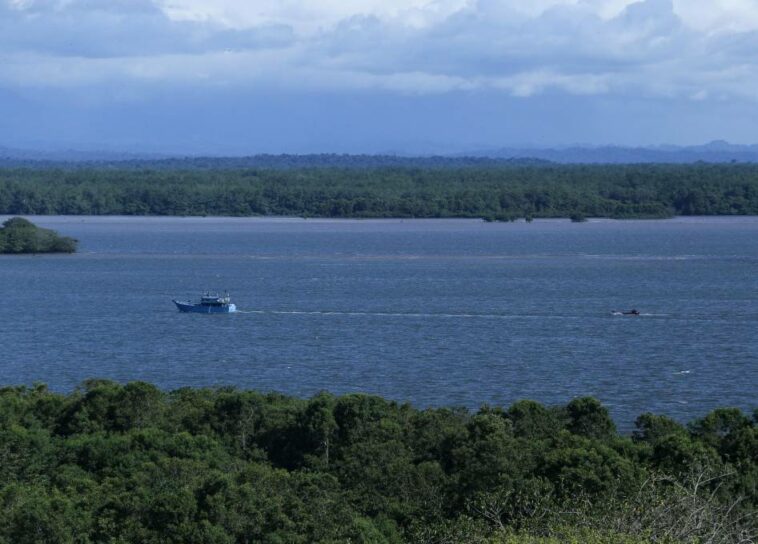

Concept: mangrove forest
[[0, 382, 755, 543], [2, 163, 758, 220]]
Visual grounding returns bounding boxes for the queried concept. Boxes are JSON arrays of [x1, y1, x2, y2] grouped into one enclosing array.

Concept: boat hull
[[173, 300, 237, 313]]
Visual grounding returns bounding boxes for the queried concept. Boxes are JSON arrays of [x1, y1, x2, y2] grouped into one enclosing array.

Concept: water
[[1, 216, 757, 429]]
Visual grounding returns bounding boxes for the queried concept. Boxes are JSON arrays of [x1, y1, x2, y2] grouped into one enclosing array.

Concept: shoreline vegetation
[[0, 381, 755, 543], [2, 163, 758, 220], [0, 216, 77, 254]]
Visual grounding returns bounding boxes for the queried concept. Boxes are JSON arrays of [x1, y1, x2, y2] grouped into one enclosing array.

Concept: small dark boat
[[173, 292, 237, 313], [612, 309, 640, 316]]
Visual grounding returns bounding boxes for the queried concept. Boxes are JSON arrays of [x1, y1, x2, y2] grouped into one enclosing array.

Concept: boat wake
[[235, 309, 577, 320]]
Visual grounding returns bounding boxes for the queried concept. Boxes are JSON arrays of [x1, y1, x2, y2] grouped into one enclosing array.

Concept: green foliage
[[506, 400, 562, 440], [0, 381, 754, 543], [2, 217, 34, 229], [2, 163, 758, 219], [633, 412, 688, 443], [569, 212, 587, 222], [690, 408, 753, 450], [0, 216, 77, 254], [492, 527, 666, 543], [562, 397, 616, 439]]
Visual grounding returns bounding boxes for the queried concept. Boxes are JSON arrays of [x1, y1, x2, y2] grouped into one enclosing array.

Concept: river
[[1, 215, 756, 429]]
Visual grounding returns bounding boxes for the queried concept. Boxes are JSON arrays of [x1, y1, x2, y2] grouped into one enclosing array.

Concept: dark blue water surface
[[1, 216, 756, 429]]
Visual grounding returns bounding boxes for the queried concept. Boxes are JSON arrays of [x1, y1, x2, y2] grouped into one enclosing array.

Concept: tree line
[[0, 154, 550, 170], [2, 164, 758, 219], [0, 381, 755, 543]]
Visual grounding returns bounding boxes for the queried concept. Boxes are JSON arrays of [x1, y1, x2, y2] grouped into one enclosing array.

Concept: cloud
[[1, 0, 757, 105], [302, 0, 724, 98], [0, 0, 294, 57]]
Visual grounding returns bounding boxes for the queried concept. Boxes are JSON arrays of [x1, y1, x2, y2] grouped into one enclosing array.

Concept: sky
[[1, 0, 757, 154]]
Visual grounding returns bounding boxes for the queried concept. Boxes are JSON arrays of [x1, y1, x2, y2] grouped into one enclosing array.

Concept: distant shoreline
[[5, 214, 758, 224]]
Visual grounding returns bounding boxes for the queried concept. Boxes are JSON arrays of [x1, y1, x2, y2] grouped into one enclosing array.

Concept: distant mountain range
[[0, 146, 168, 163], [465, 141, 758, 164], [1, 141, 757, 167]]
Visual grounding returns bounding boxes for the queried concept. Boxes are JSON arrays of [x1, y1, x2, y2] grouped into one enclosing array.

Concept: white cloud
[[156, 0, 758, 33], [0, 0, 294, 57], [1, 0, 758, 105], [159, 0, 470, 31], [673, 0, 758, 33]]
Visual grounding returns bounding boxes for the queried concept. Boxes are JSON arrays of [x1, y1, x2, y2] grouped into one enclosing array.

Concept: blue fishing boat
[[173, 292, 237, 313]]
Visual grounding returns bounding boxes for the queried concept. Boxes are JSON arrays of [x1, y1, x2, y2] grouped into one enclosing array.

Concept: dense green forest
[[2, 164, 758, 219], [0, 382, 755, 543], [0, 217, 77, 254]]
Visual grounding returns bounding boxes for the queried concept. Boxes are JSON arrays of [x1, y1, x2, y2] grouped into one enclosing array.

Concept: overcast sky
[[1, 0, 757, 154]]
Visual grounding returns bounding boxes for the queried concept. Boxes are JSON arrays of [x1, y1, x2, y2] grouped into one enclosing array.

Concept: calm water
[[1, 216, 756, 429]]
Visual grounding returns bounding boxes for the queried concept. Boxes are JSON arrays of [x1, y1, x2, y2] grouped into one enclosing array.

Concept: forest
[[0, 381, 755, 543], [2, 163, 758, 219]]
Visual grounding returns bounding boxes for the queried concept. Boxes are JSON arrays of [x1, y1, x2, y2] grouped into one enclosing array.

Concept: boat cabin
[[200, 292, 231, 306]]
